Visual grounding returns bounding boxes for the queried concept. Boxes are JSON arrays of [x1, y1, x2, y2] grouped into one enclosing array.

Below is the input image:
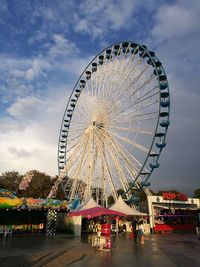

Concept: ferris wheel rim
[[52, 40, 170, 201]]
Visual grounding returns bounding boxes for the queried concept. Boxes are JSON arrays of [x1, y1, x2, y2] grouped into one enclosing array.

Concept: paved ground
[[0, 233, 200, 267]]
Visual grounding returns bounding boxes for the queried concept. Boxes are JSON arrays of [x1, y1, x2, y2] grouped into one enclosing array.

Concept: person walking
[[138, 220, 145, 244], [131, 217, 139, 243]]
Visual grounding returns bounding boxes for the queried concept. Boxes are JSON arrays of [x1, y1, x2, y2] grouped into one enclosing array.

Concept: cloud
[[47, 34, 79, 59], [7, 147, 36, 158], [0, 55, 51, 106], [28, 31, 47, 45], [0, 84, 70, 175], [7, 96, 44, 121], [24, 58, 51, 81], [73, 0, 138, 39], [147, 0, 200, 195], [0, 117, 26, 133], [152, 0, 200, 42]]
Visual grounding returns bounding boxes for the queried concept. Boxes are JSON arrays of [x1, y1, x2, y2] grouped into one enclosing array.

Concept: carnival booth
[[0, 188, 69, 237], [147, 193, 200, 233], [68, 197, 126, 250]]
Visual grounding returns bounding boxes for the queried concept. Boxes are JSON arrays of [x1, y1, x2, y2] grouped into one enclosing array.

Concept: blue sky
[[0, 0, 199, 196]]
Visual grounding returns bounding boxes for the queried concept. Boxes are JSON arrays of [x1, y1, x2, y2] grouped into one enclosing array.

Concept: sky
[[0, 0, 199, 197]]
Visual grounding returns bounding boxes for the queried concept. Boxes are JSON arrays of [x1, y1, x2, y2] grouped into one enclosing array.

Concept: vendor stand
[[147, 193, 200, 233], [69, 206, 126, 251]]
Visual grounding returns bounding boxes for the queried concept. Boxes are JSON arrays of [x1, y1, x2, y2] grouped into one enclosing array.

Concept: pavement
[[0, 233, 200, 267]]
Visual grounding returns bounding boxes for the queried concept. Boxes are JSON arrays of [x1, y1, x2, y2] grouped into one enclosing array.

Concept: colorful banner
[[0, 192, 68, 210], [0, 189, 16, 199]]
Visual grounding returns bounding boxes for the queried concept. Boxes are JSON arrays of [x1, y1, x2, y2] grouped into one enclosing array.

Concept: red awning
[[69, 206, 126, 219]]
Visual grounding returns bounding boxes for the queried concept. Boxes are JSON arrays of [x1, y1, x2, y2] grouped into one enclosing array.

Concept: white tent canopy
[[78, 196, 101, 211], [109, 195, 147, 216]]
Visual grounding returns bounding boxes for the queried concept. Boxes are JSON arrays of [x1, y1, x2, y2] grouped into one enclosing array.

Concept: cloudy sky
[[0, 0, 199, 196]]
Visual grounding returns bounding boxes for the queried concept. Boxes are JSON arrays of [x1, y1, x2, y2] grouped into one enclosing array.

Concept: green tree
[[107, 195, 114, 206], [117, 188, 125, 198], [17, 170, 54, 198], [0, 171, 22, 192], [194, 188, 200, 198]]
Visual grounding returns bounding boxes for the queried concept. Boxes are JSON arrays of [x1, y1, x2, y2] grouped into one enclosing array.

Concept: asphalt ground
[[0, 233, 200, 267]]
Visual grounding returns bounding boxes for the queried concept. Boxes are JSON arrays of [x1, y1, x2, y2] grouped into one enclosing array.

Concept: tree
[[117, 188, 125, 198], [194, 188, 200, 198], [17, 170, 54, 198], [0, 171, 22, 192], [107, 195, 114, 206]]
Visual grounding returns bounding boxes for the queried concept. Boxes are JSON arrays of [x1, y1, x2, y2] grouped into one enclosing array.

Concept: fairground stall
[[147, 193, 200, 233], [0, 188, 69, 237]]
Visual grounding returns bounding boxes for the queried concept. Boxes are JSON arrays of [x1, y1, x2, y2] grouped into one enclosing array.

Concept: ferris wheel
[[48, 41, 170, 205]]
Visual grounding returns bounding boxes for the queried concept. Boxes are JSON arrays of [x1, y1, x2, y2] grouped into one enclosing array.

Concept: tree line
[[0, 170, 200, 200], [0, 170, 64, 199]]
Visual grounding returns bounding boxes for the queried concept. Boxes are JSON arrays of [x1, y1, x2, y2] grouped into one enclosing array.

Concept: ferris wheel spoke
[[111, 73, 157, 111], [108, 125, 154, 135], [102, 133, 136, 193], [110, 114, 158, 128], [68, 134, 91, 200], [126, 99, 159, 118], [101, 130, 143, 192], [74, 102, 92, 121], [104, 72, 156, 114], [108, 95, 159, 123], [66, 129, 89, 148], [115, 62, 150, 101], [110, 131, 149, 153], [93, 128, 118, 200], [102, 129, 143, 171], [110, 57, 130, 91], [102, 132, 131, 191], [113, 107, 159, 122], [132, 88, 159, 107]]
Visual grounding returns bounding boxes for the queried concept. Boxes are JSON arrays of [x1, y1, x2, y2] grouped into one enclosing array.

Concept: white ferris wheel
[[48, 41, 170, 206]]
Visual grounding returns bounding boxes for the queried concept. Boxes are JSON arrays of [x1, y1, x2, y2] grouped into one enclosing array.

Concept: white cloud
[[10, 69, 25, 78], [0, 84, 69, 176], [47, 34, 79, 58], [0, 129, 57, 175], [73, 0, 137, 39], [0, 117, 26, 133], [24, 58, 51, 81], [152, 0, 200, 42], [7, 96, 44, 121], [8, 147, 36, 158], [0, 55, 51, 99], [28, 30, 47, 45], [104, 0, 136, 30]]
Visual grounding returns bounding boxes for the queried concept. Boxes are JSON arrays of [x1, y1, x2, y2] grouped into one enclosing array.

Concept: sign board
[[162, 192, 188, 201]]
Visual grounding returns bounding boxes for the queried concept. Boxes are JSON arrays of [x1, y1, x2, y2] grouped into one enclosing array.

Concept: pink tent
[[69, 206, 126, 219]]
